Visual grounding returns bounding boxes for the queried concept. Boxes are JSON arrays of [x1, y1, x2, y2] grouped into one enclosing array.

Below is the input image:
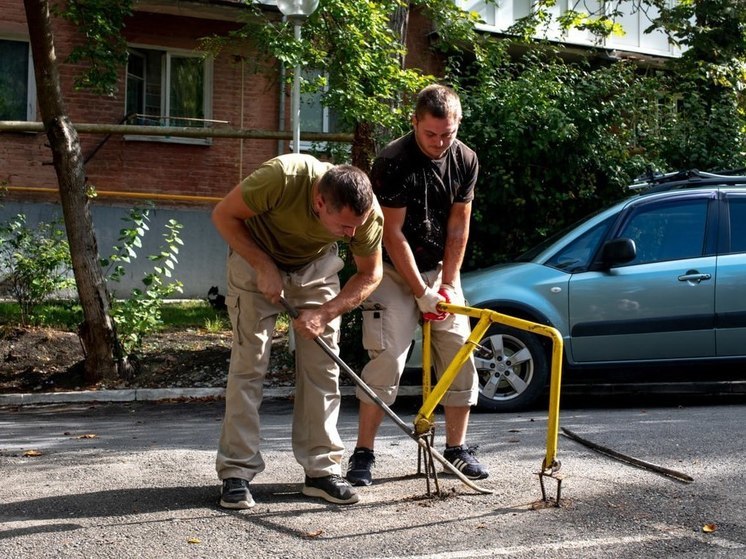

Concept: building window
[[0, 38, 36, 121], [124, 46, 213, 144], [296, 68, 345, 152], [458, 0, 681, 58]]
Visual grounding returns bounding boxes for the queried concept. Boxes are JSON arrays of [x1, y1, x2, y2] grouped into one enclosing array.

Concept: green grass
[[0, 299, 290, 333], [0, 300, 84, 329]]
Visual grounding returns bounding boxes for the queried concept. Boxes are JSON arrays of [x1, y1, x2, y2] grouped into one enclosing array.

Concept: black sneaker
[[345, 447, 375, 486], [220, 478, 256, 509], [302, 474, 359, 504], [443, 445, 490, 480]]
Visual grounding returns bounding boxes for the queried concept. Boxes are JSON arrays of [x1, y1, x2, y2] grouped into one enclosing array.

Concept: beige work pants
[[357, 263, 478, 407], [216, 246, 345, 481]]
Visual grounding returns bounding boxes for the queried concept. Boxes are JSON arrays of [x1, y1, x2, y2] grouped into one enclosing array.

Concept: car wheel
[[474, 324, 549, 412]]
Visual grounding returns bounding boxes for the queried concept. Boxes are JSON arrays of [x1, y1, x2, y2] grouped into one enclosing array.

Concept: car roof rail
[[627, 168, 746, 194]]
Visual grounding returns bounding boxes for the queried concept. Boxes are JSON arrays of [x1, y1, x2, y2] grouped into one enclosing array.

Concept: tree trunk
[[23, 0, 126, 382], [351, 3, 411, 172], [351, 121, 376, 174]]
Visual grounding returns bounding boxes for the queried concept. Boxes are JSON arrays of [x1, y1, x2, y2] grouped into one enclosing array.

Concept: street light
[[277, 0, 319, 153]]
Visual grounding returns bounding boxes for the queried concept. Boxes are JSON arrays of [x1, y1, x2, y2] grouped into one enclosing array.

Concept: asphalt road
[[1, 395, 745, 558]]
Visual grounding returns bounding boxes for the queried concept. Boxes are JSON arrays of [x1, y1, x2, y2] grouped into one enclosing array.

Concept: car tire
[[474, 323, 549, 412]]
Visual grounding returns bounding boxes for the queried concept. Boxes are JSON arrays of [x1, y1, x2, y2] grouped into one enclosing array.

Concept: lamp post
[[277, 0, 319, 154]]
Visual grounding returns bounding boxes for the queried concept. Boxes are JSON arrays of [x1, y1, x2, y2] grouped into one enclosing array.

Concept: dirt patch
[[0, 325, 295, 394]]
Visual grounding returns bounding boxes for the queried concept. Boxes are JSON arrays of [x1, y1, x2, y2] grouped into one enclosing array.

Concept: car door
[[716, 192, 746, 356], [567, 193, 717, 363]]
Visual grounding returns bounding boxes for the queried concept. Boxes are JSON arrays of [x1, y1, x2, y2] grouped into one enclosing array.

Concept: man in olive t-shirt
[[212, 154, 383, 508]]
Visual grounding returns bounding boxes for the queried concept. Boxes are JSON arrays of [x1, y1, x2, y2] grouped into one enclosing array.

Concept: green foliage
[[101, 207, 184, 354], [453, 47, 746, 267], [200, 0, 436, 158], [0, 214, 75, 325], [448, 3, 746, 268], [57, 0, 133, 95]]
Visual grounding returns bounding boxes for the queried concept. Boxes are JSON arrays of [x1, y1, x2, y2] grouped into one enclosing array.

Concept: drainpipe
[[239, 56, 245, 180]]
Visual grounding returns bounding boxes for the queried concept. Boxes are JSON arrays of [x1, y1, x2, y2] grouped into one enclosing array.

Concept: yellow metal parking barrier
[[418, 302, 564, 504]]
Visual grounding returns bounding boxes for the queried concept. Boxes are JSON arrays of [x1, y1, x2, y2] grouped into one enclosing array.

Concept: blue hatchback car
[[407, 170, 746, 412]]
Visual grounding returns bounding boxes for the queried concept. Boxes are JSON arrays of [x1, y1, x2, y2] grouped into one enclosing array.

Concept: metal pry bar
[[562, 427, 694, 483], [280, 297, 493, 495]]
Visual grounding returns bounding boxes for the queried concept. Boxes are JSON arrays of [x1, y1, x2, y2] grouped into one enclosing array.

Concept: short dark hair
[[414, 84, 462, 122], [317, 164, 373, 216]]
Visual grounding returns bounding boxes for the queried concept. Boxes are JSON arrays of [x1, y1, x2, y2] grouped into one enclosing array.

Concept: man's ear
[[314, 193, 325, 213]]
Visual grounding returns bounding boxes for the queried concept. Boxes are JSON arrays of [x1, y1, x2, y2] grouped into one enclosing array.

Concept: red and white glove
[[439, 282, 459, 305], [416, 286, 450, 321]]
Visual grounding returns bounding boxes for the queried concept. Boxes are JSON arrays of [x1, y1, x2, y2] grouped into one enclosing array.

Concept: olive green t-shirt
[[240, 154, 383, 270]]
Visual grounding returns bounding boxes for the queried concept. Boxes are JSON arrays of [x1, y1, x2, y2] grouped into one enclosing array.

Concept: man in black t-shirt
[[347, 84, 489, 487]]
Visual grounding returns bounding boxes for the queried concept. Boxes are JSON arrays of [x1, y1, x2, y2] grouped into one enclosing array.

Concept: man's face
[[316, 196, 369, 238], [412, 112, 460, 160]]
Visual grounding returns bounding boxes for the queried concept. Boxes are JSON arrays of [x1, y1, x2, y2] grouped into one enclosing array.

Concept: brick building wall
[[0, 1, 446, 297], [1, 3, 283, 207]]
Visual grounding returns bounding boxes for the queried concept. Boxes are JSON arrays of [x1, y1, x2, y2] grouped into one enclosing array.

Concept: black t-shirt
[[370, 131, 478, 271]]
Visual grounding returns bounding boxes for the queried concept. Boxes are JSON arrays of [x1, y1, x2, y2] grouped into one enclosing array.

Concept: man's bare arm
[[211, 184, 283, 303], [441, 201, 471, 287], [294, 249, 383, 339], [380, 206, 428, 297]]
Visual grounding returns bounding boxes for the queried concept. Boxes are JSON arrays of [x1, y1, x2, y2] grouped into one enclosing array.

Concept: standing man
[[346, 84, 488, 486], [212, 154, 383, 508]]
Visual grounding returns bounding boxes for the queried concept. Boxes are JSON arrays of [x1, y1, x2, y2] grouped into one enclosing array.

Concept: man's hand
[[439, 282, 461, 305], [293, 307, 329, 340], [415, 286, 448, 320], [255, 264, 284, 304]]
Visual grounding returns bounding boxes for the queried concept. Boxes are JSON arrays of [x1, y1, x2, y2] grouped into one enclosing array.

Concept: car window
[[516, 206, 615, 262], [617, 198, 708, 265], [727, 195, 746, 253], [545, 217, 614, 272]]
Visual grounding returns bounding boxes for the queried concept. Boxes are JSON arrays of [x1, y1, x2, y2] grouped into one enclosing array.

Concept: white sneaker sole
[[302, 485, 359, 504], [219, 496, 256, 509]]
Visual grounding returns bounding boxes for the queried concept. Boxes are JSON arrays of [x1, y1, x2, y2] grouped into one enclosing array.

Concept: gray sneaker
[[220, 478, 255, 509], [302, 474, 359, 504]]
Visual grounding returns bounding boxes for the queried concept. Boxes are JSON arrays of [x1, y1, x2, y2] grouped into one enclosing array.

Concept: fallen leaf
[[306, 530, 323, 539], [702, 523, 717, 533], [187, 537, 201, 544], [23, 450, 43, 457]]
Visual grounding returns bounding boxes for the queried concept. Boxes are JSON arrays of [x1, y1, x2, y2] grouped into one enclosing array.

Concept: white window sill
[[124, 135, 212, 146]]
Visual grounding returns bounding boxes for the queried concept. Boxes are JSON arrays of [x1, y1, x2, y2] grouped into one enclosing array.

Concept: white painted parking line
[[375, 524, 744, 559]]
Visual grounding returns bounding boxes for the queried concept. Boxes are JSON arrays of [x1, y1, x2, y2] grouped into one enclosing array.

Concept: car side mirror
[[600, 238, 636, 268]]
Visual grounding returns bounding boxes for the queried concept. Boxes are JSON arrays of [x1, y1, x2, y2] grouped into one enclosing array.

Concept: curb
[[0, 385, 394, 407]]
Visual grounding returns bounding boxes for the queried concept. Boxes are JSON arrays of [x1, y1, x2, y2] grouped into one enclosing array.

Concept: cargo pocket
[[225, 294, 241, 344], [361, 307, 385, 351]]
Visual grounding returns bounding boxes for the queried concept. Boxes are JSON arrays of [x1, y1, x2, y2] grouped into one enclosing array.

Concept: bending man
[[213, 154, 383, 507]]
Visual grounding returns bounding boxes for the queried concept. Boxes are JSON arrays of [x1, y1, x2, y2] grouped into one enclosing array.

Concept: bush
[[0, 214, 74, 324], [449, 46, 746, 269], [101, 206, 184, 354]]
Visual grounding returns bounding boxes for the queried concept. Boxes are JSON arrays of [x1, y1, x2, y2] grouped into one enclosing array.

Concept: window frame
[[613, 195, 712, 266], [123, 43, 214, 146], [294, 68, 346, 153], [0, 36, 37, 122]]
